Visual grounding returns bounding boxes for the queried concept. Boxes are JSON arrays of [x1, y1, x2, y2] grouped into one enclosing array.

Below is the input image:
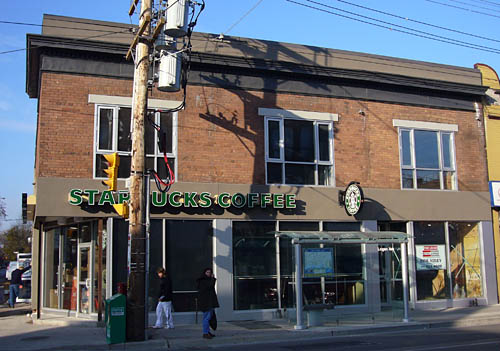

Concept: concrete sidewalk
[[1, 303, 500, 350]]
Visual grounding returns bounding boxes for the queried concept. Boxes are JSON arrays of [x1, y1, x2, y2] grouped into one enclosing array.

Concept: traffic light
[[102, 153, 120, 191], [22, 193, 27, 224], [113, 202, 129, 219]]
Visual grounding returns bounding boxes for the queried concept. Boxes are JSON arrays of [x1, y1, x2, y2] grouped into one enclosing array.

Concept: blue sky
[[1, 0, 499, 229]]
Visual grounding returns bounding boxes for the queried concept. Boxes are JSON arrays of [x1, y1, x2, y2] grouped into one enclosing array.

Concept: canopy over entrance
[[273, 231, 409, 244]]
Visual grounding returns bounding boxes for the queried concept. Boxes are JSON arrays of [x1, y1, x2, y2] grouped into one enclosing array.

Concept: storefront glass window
[[414, 222, 450, 300], [448, 222, 482, 298], [233, 221, 277, 310], [166, 220, 213, 312], [43, 229, 60, 309]]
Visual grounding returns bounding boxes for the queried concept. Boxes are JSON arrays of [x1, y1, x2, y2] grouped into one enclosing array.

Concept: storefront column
[[294, 242, 305, 330], [213, 219, 233, 321], [401, 241, 409, 322], [31, 226, 41, 318], [480, 221, 498, 304], [362, 221, 381, 313]]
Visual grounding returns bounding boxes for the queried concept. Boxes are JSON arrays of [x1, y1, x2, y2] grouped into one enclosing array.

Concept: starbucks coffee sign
[[68, 189, 296, 209]]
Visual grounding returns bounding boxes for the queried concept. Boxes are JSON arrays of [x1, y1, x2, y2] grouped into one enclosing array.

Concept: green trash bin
[[105, 293, 126, 344]]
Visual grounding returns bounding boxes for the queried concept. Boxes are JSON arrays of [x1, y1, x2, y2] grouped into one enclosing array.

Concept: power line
[[0, 28, 132, 55], [442, 0, 500, 12], [331, 0, 500, 44], [286, 0, 500, 55], [222, 0, 266, 36], [423, 0, 500, 19], [474, 0, 500, 7]]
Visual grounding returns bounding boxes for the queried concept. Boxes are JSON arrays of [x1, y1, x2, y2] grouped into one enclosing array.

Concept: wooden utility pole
[[127, 0, 151, 342]]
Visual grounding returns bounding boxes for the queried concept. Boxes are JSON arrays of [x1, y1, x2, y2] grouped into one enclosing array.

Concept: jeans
[[202, 308, 214, 334], [9, 284, 20, 307], [155, 301, 174, 328]]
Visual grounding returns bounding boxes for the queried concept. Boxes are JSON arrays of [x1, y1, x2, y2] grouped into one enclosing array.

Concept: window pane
[[448, 222, 482, 298], [233, 222, 277, 310], [117, 108, 131, 152], [268, 120, 280, 159], [318, 124, 330, 162], [414, 130, 439, 169], [284, 120, 314, 162], [414, 222, 449, 300], [117, 155, 131, 178], [166, 220, 213, 311], [443, 171, 455, 190], [145, 111, 155, 155], [416, 170, 440, 189], [279, 221, 319, 231], [402, 169, 414, 189], [285, 163, 315, 185], [442, 133, 452, 169], [266, 162, 282, 184], [318, 165, 332, 186], [98, 108, 113, 150], [401, 130, 412, 166], [323, 222, 361, 231], [160, 112, 173, 154]]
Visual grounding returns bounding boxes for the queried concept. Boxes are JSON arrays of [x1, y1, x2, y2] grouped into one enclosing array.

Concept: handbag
[[209, 310, 217, 331]]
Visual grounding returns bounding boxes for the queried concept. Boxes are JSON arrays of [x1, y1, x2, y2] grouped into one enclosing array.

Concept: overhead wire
[[422, 0, 500, 19], [439, 0, 500, 12], [285, 0, 500, 55], [330, 0, 500, 44], [222, 0, 265, 36]]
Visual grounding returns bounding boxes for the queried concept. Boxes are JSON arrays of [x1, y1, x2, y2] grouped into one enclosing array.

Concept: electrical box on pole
[[158, 47, 181, 92], [165, 0, 190, 38]]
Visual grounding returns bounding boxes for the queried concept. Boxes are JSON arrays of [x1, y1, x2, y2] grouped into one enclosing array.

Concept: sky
[[1, 0, 499, 230]]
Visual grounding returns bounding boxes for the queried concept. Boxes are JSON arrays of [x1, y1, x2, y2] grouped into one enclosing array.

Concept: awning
[[273, 231, 409, 244]]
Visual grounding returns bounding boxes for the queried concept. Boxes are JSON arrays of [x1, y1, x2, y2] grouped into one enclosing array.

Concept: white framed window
[[94, 104, 177, 180], [262, 109, 336, 186], [395, 120, 457, 190]]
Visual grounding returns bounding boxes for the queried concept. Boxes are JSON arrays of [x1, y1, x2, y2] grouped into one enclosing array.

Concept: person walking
[[9, 262, 31, 308], [196, 267, 219, 339], [153, 267, 174, 329]]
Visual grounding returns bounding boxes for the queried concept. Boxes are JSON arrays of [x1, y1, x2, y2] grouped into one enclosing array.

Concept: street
[[214, 324, 500, 351]]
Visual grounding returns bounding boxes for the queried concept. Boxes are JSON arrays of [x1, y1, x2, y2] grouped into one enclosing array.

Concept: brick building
[[26, 14, 497, 323]]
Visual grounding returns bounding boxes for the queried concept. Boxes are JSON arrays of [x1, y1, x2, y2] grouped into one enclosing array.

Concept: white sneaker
[[152, 325, 162, 329]]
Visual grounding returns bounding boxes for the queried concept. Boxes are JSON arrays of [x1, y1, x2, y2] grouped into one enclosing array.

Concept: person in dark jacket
[[9, 263, 31, 308], [196, 267, 219, 339], [153, 267, 174, 329]]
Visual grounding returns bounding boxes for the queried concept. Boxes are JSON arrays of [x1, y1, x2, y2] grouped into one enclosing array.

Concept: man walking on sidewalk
[[9, 263, 30, 308], [153, 267, 174, 329]]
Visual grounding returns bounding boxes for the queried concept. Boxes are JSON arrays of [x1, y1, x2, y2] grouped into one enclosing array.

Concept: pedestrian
[[196, 267, 219, 339], [153, 267, 174, 329], [9, 262, 31, 308]]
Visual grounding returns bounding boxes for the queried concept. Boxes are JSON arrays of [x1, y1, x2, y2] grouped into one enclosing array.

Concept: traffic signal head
[[102, 153, 120, 191], [113, 201, 129, 219]]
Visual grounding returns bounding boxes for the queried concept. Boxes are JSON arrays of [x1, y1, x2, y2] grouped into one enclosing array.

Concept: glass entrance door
[[78, 244, 92, 314]]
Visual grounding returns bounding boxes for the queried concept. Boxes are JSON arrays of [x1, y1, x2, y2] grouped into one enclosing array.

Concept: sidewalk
[[1, 303, 500, 350]]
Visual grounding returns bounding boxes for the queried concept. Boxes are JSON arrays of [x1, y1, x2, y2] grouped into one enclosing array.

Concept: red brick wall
[[36, 72, 488, 191]]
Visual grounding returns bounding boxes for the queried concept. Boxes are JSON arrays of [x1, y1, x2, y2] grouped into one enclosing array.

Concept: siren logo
[[344, 182, 364, 216]]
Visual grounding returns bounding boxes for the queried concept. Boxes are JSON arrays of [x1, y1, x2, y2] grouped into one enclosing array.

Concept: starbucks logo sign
[[344, 182, 364, 216]]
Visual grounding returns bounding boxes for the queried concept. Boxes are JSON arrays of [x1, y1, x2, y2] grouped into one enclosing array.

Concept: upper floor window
[[394, 119, 457, 190], [94, 104, 177, 180], [261, 108, 337, 186]]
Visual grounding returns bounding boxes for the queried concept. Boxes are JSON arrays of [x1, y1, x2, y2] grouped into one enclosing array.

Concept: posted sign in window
[[415, 245, 446, 270]]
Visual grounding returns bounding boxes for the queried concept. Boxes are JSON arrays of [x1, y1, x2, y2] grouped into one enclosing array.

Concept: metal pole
[[401, 242, 410, 322], [145, 173, 151, 334], [97, 219, 103, 322], [276, 236, 282, 316], [294, 242, 305, 330]]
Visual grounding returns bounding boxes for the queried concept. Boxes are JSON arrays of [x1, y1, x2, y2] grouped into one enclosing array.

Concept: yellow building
[[475, 63, 500, 301]]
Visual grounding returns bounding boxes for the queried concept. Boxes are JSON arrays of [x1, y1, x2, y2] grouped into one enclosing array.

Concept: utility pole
[[127, 0, 152, 342]]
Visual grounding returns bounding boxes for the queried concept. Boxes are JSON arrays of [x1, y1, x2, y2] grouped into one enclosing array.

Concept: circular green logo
[[344, 182, 363, 216]]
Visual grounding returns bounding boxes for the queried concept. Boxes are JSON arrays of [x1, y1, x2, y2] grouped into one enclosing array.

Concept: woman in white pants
[[153, 267, 174, 329]]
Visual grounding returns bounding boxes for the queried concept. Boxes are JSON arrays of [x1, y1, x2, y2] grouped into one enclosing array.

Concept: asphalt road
[[214, 323, 500, 351]]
